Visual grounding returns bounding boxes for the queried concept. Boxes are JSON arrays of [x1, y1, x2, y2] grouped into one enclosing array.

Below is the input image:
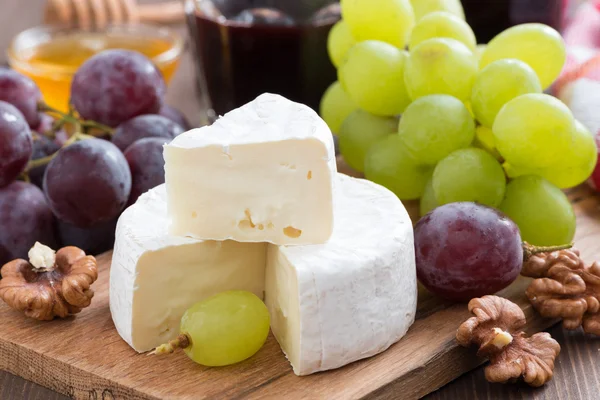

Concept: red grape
[[0, 67, 42, 128], [588, 134, 600, 191], [70, 50, 166, 127], [44, 138, 131, 227], [29, 132, 61, 188], [124, 137, 166, 205], [57, 218, 117, 255], [112, 114, 183, 151], [0, 181, 57, 265], [415, 202, 523, 302], [158, 104, 191, 130], [0, 101, 32, 188]]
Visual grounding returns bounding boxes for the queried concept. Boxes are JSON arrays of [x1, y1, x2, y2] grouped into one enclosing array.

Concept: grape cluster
[[0, 50, 188, 264], [321, 0, 595, 246]]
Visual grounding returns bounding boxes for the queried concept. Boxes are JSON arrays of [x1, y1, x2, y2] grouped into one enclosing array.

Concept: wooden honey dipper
[[44, 0, 186, 30]]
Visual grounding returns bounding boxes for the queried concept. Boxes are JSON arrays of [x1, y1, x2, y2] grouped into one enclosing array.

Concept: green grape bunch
[[320, 0, 594, 246]]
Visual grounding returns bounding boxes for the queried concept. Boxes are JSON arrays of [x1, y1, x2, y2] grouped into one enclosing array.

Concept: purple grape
[[0, 101, 32, 188], [29, 132, 61, 188], [0, 181, 57, 265], [415, 202, 523, 302], [158, 104, 191, 130], [70, 50, 166, 127], [57, 218, 117, 255], [124, 137, 166, 205], [0, 68, 42, 128], [233, 8, 295, 26], [44, 138, 131, 228], [112, 114, 184, 152]]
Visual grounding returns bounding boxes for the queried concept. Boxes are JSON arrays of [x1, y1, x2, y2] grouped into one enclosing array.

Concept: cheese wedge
[[265, 174, 416, 375], [163, 93, 336, 245], [109, 186, 266, 352]]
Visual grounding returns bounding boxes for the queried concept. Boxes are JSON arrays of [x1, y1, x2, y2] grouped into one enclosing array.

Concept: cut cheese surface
[[164, 93, 336, 245], [266, 174, 417, 375], [109, 185, 266, 352]]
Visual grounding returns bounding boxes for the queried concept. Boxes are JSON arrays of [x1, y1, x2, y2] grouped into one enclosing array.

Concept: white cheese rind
[[265, 174, 417, 375], [164, 93, 336, 245], [109, 185, 266, 352]]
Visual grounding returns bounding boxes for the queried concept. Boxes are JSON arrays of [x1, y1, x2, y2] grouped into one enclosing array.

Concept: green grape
[[492, 93, 575, 169], [471, 59, 542, 127], [420, 178, 438, 216], [409, 0, 465, 20], [398, 94, 475, 165], [339, 41, 411, 116], [341, 0, 415, 48], [163, 291, 270, 367], [473, 125, 502, 161], [404, 38, 478, 102], [503, 121, 598, 189], [432, 148, 506, 207], [409, 11, 476, 50], [319, 81, 358, 134], [339, 110, 398, 172], [364, 135, 433, 200], [480, 23, 566, 89], [327, 20, 356, 68], [475, 44, 486, 61], [499, 175, 576, 246]]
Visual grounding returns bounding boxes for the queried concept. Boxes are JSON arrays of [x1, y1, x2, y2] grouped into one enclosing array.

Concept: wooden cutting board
[[0, 180, 599, 399]]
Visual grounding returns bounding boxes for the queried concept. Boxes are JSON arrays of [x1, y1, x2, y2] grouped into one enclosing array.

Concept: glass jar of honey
[[7, 24, 183, 112]]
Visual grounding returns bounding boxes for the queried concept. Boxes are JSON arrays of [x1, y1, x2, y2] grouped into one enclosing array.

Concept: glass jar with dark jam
[[462, 0, 565, 43], [185, 0, 339, 121]]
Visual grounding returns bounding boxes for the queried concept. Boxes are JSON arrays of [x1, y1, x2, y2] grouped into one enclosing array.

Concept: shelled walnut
[[456, 296, 560, 387], [0, 242, 98, 320], [522, 247, 600, 335]]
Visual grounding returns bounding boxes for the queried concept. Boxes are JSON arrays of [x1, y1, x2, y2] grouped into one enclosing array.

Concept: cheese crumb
[[28, 242, 56, 271]]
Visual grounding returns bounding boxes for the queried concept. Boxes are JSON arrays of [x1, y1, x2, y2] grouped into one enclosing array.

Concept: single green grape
[[419, 178, 438, 216], [480, 23, 566, 89], [339, 41, 411, 116], [432, 148, 506, 207], [398, 94, 475, 165], [492, 93, 576, 169], [471, 59, 542, 127], [327, 20, 356, 68], [409, 11, 476, 50], [409, 0, 465, 20], [473, 125, 502, 161], [339, 110, 397, 172], [364, 135, 433, 200], [341, 0, 415, 48], [157, 291, 270, 367], [503, 121, 598, 189], [319, 81, 358, 134], [404, 38, 478, 102], [499, 175, 576, 246]]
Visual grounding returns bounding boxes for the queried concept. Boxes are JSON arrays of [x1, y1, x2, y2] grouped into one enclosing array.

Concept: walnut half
[[0, 242, 98, 320], [522, 247, 600, 335], [457, 295, 560, 387]]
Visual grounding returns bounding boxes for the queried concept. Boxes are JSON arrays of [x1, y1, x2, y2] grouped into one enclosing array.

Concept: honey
[[8, 26, 182, 112]]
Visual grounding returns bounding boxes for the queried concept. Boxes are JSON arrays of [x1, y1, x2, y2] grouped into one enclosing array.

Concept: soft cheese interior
[[110, 186, 266, 352], [110, 175, 417, 374], [164, 93, 337, 246]]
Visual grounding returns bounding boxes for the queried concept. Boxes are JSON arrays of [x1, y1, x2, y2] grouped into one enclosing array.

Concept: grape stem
[[37, 102, 115, 137], [26, 132, 95, 170], [149, 333, 192, 356], [522, 242, 574, 261]]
